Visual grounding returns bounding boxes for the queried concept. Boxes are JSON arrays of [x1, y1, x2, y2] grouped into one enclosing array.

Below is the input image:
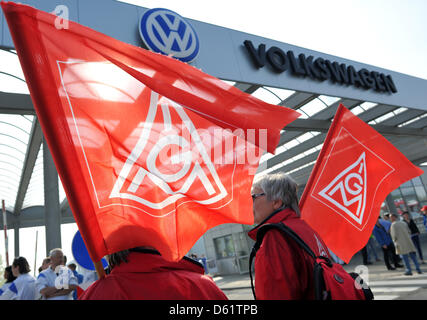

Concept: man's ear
[[273, 199, 283, 210]]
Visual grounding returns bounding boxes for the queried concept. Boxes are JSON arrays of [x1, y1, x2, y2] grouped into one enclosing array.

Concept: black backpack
[[249, 222, 374, 300]]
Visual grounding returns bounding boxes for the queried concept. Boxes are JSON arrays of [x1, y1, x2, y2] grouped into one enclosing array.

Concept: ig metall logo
[[139, 8, 200, 62]]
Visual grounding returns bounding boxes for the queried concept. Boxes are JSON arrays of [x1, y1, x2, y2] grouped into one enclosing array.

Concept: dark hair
[[108, 249, 130, 269], [67, 263, 77, 270], [12, 256, 31, 274], [4, 266, 16, 283], [402, 211, 412, 219], [108, 247, 160, 269]]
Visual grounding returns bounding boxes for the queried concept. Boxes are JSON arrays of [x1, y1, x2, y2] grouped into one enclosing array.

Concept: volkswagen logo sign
[[139, 8, 200, 63]]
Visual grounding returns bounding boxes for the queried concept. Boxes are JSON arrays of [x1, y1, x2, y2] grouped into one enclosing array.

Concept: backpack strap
[[249, 222, 325, 299]]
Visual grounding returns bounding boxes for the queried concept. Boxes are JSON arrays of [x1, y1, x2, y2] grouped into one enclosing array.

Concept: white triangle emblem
[[318, 152, 367, 225], [109, 90, 228, 216]]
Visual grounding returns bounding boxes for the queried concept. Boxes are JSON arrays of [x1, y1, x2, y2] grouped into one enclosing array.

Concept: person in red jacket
[[79, 247, 227, 300], [248, 172, 331, 300]]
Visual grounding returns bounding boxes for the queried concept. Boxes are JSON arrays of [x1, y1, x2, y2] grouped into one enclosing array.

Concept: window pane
[[224, 236, 235, 257], [232, 232, 249, 257], [400, 187, 419, 213], [391, 189, 407, 213], [413, 177, 423, 186], [415, 186, 427, 202], [401, 180, 413, 188], [214, 235, 235, 259], [213, 237, 226, 259], [401, 187, 416, 198]]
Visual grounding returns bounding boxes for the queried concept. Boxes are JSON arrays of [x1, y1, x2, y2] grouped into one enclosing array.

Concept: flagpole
[[33, 230, 38, 277], [2, 200, 9, 266], [298, 104, 345, 210], [94, 260, 105, 279]]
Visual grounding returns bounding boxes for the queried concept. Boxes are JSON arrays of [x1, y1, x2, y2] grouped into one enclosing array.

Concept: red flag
[[300, 104, 423, 263], [2, 2, 300, 262]]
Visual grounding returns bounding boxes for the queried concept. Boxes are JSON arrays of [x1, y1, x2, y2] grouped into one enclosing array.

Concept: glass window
[[214, 235, 235, 259], [0, 49, 29, 94], [415, 186, 427, 202], [298, 99, 328, 118], [400, 187, 419, 213], [251, 86, 294, 105], [238, 256, 250, 274], [0, 114, 33, 212], [401, 187, 417, 198], [22, 145, 44, 209], [413, 177, 423, 186], [59, 175, 67, 203], [391, 189, 406, 213], [232, 232, 250, 257], [401, 180, 413, 188]]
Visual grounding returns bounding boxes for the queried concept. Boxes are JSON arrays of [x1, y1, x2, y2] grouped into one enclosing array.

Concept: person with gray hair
[[248, 172, 332, 299], [36, 248, 78, 300]]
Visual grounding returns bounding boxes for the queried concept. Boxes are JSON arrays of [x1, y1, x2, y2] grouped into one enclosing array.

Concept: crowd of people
[[0, 173, 426, 300], [0, 248, 87, 300], [370, 208, 426, 275]]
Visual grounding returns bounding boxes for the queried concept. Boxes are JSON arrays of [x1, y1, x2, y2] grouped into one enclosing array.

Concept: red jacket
[[80, 251, 227, 300], [248, 208, 331, 300]]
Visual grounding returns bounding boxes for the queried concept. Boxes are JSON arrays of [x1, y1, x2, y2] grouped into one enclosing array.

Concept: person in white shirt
[[36, 248, 78, 300], [0, 257, 36, 300], [0, 266, 16, 296]]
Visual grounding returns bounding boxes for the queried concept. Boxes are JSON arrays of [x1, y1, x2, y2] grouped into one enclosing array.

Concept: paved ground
[[212, 233, 427, 300]]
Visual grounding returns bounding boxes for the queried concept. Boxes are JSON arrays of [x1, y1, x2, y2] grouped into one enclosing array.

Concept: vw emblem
[[139, 8, 200, 63]]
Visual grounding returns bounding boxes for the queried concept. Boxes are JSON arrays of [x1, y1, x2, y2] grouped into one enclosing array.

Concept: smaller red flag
[[300, 104, 423, 263]]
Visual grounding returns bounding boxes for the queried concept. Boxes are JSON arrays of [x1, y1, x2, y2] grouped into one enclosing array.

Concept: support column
[[385, 194, 398, 215], [14, 224, 19, 258], [43, 138, 61, 255]]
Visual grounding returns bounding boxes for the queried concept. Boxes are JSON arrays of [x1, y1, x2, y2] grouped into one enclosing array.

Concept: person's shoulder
[[258, 226, 295, 255], [0, 282, 11, 290], [22, 273, 35, 281], [259, 225, 287, 243], [37, 268, 52, 280], [395, 221, 408, 229], [382, 220, 391, 227], [79, 275, 123, 300]]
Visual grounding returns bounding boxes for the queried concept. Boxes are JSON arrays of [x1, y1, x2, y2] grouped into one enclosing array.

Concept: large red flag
[[2, 2, 300, 263], [300, 104, 423, 263]]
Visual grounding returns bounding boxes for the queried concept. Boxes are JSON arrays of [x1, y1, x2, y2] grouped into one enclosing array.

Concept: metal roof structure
[[0, 0, 426, 256]]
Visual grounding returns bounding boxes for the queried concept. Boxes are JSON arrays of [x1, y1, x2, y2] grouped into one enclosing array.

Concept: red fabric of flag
[[2, 2, 300, 262], [299, 104, 423, 263]]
